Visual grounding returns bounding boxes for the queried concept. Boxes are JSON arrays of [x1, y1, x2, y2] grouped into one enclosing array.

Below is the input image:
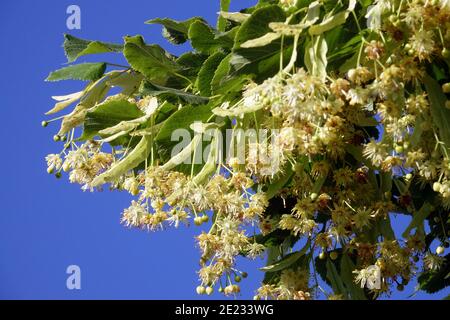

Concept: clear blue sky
[[0, 0, 447, 300]]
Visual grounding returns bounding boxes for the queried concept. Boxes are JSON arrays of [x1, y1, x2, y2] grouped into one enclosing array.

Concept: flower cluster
[[44, 0, 450, 299]]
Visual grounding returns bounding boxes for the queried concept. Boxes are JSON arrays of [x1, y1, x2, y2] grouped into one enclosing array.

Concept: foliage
[[44, 0, 450, 299]]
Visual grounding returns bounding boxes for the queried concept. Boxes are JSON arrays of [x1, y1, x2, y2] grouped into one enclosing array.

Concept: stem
[[106, 62, 130, 69], [283, 34, 299, 74], [356, 40, 364, 67], [174, 72, 193, 85], [351, 10, 362, 34], [280, 35, 285, 72]]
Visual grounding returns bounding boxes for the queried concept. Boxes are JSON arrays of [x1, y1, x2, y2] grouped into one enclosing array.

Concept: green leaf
[[410, 116, 424, 147], [80, 98, 144, 142], [312, 173, 328, 194], [353, 114, 378, 126], [46, 63, 106, 82], [231, 41, 291, 82], [217, 0, 231, 32], [418, 253, 450, 294], [315, 256, 331, 286], [213, 28, 236, 49], [146, 17, 204, 45], [265, 165, 294, 199], [402, 202, 434, 238], [91, 135, 152, 187], [378, 215, 396, 240], [309, 11, 349, 36], [196, 52, 227, 96], [176, 52, 208, 78], [328, 33, 362, 60], [308, 0, 356, 36], [260, 239, 310, 272], [211, 53, 232, 93], [63, 34, 123, 63], [211, 53, 251, 97], [380, 171, 392, 195], [188, 21, 224, 54], [123, 35, 181, 84], [339, 51, 359, 74], [154, 100, 177, 124], [340, 255, 366, 300], [393, 178, 409, 195], [233, 5, 285, 49], [423, 74, 450, 147], [345, 144, 364, 163], [140, 81, 209, 105], [326, 258, 348, 297], [155, 104, 213, 144]]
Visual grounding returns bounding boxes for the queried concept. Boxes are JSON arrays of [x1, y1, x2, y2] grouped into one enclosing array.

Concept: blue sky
[[0, 0, 447, 300]]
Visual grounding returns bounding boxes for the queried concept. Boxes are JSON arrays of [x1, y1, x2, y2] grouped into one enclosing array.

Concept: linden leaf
[[46, 63, 107, 82], [123, 35, 181, 84], [196, 51, 227, 96], [308, 0, 356, 36], [217, 0, 231, 31], [146, 17, 205, 45], [63, 34, 123, 63], [140, 81, 209, 105], [402, 202, 434, 238], [260, 240, 310, 272], [80, 98, 144, 142], [188, 21, 223, 54]]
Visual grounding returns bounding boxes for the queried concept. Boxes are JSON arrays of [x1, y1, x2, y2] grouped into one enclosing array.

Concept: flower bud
[[330, 251, 338, 260], [62, 161, 71, 172], [442, 48, 450, 59], [445, 101, 450, 109], [205, 286, 213, 295], [196, 286, 206, 295], [394, 145, 404, 153], [442, 83, 450, 93], [433, 182, 442, 192], [194, 217, 203, 226]]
